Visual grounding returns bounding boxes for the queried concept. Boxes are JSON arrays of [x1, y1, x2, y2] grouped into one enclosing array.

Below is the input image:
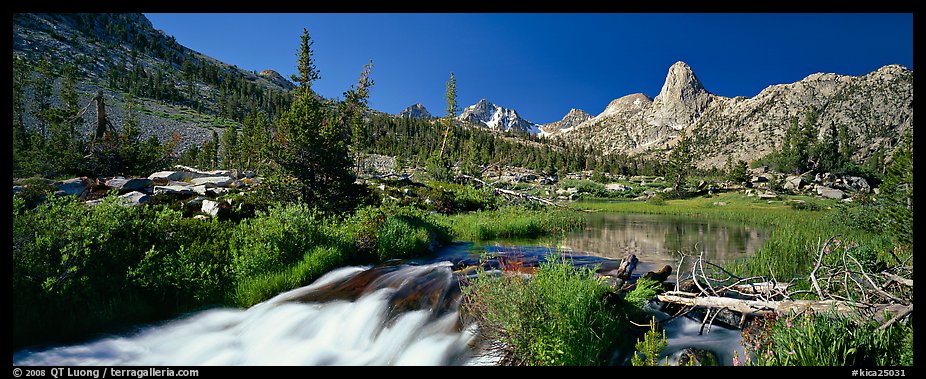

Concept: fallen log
[[658, 293, 909, 320]]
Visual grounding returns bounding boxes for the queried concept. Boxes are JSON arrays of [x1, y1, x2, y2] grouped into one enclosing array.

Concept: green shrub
[[229, 203, 328, 280], [646, 194, 666, 205], [12, 194, 233, 349]]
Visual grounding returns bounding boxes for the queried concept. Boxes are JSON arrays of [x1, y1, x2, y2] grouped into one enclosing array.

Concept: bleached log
[[656, 293, 904, 317]]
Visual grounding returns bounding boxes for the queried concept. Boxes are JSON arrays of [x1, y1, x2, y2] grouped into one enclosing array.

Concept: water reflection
[[560, 213, 770, 279]]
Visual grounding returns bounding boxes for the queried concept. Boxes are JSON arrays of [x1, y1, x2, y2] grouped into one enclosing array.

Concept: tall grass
[[741, 310, 913, 366], [461, 256, 643, 365], [441, 205, 585, 241]]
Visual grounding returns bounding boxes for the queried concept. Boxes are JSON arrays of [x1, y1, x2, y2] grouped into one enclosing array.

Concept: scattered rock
[[153, 185, 194, 196], [202, 199, 221, 217], [713, 201, 727, 206], [117, 191, 149, 207], [757, 191, 777, 199], [106, 177, 153, 193], [783, 175, 804, 191], [817, 186, 845, 199], [605, 183, 627, 191], [149, 171, 189, 182], [190, 176, 234, 187], [56, 177, 92, 198]]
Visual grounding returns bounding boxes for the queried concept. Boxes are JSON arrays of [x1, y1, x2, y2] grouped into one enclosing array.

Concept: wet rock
[[676, 348, 719, 366], [642, 265, 672, 282]]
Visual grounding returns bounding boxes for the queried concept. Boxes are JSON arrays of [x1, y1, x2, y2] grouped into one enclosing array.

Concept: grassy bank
[[440, 205, 585, 242], [12, 187, 586, 349]]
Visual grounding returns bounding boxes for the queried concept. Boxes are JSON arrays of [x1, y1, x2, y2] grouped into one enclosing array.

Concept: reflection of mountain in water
[[561, 213, 770, 274]]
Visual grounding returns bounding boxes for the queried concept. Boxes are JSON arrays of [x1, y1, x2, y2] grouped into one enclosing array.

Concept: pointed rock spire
[[650, 61, 714, 129]]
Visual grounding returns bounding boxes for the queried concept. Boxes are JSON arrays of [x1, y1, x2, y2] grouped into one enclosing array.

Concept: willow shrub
[[13, 194, 234, 349], [742, 311, 913, 366], [462, 257, 657, 366]]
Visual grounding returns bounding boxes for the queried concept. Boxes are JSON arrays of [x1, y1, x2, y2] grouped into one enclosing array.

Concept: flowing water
[[13, 212, 768, 366]]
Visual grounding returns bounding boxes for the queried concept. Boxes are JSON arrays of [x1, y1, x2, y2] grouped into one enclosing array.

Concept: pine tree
[[664, 131, 695, 191], [222, 127, 240, 170], [438, 72, 457, 159], [272, 27, 357, 212], [291, 27, 320, 91], [339, 60, 374, 173], [13, 56, 32, 175], [878, 132, 912, 246]]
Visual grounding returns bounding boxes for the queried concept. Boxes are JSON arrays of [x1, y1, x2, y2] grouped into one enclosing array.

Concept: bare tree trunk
[[95, 91, 107, 140]]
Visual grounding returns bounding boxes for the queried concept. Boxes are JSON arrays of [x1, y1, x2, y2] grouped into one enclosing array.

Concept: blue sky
[[144, 13, 913, 125]]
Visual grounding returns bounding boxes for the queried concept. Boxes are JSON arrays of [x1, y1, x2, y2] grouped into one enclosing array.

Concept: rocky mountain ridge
[[551, 61, 913, 168], [540, 108, 593, 135], [457, 99, 542, 135], [398, 103, 434, 119]]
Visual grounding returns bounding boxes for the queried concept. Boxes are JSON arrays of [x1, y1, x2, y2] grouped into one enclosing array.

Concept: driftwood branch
[[459, 174, 564, 208]]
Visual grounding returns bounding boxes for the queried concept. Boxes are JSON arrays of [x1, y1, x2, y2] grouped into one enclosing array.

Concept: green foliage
[[271, 87, 358, 213], [624, 278, 663, 309], [560, 179, 608, 198], [461, 257, 633, 365], [221, 127, 240, 169], [646, 193, 666, 205], [426, 154, 454, 182], [631, 317, 668, 366], [742, 311, 913, 366]]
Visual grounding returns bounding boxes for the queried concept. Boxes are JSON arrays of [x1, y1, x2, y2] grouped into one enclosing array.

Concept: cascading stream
[[13, 262, 479, 366]]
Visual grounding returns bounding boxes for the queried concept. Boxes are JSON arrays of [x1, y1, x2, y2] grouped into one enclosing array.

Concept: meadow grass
[[440, 205, 585, 241]]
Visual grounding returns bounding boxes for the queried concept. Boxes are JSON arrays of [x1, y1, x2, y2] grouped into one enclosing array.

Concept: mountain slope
[[553, 61, 913, 168], [12, 13, 296, 149]]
